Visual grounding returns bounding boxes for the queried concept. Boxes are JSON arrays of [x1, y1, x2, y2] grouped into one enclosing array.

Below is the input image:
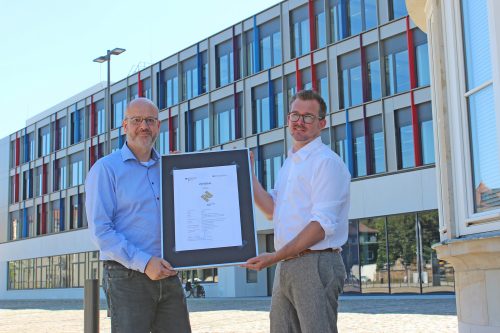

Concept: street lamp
[[93, 47, 126, 153]]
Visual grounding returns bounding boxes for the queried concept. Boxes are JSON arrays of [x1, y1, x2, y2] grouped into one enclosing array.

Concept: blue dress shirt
[[85, 143, 161, 272]]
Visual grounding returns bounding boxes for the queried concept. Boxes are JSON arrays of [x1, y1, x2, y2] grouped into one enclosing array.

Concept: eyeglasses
[[288, 112, 323, 124], [125, 116, 159, 126]]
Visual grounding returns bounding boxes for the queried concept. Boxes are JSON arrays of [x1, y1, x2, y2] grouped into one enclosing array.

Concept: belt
[[102, 260, 126, 268], [282, 248, 340, 261]]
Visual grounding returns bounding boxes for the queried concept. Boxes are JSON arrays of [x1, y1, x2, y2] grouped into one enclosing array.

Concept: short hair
[[289, 90, 327, 119]]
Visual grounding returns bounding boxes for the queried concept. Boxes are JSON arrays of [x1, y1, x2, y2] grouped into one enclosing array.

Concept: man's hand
[[242, 252, 278, 271], [145, 256, 177, 280]]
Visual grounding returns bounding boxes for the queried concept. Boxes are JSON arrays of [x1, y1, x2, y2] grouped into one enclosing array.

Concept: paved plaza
[[0, 296, 457, 333]]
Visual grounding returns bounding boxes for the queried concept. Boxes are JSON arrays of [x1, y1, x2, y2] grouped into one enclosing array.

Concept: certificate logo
[[201, 191, 213, 202]]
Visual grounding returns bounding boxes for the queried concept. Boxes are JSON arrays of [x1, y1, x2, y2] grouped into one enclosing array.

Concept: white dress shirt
[[270, 136, 351, 251]]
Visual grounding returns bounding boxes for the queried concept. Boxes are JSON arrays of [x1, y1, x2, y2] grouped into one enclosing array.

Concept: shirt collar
[[121, 142, 160, 162], [288, 136, 323, 162]]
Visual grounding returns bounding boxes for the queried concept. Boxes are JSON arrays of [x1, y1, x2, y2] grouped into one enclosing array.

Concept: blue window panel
[[364, 0, 378, 30], [268, 71, 276, 129], [74, 106, 80, 144], [197, 44, 203, 96], [253, 16, 260, 73], [349, 0, 362, 36], [345, 112, 354, 174], [186, 103, 193, 152], [60, 197, 65, 231], [468, 85, 500, 212], [22, 205, 28, 238], [462, 0, 492, 91], [368, 59, 381, 100], [118, 127, 123, 149]]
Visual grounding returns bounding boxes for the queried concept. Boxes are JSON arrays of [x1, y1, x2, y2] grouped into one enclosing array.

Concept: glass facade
[[3, 0, 440, 296], [8, 251, 101, 290], [347, 210, 454, 294]]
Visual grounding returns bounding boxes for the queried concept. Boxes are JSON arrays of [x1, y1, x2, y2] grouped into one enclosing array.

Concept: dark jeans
[[103, 261, 191, 333]]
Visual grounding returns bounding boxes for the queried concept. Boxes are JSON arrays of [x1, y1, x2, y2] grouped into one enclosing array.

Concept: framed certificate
[[160, 149, 257, 269]]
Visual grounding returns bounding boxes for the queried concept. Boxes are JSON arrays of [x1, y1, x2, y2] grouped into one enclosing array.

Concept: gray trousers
[[270, 252, 346, 333], [103, 262, 191, 333]]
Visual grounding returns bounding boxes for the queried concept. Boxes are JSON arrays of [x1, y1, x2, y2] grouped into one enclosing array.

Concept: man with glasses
[[244, 90, 350, 333], [86, 98, 191, 333]]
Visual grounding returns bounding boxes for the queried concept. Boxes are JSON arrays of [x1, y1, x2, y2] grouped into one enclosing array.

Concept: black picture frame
[[160, 148, 257, 269]]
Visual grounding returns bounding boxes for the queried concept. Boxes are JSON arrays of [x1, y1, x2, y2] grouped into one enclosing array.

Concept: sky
[[0, 0, 282, 139]]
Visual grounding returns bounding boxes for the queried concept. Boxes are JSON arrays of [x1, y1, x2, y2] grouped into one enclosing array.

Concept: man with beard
[[86, 98, 191, 333], [244, 90, 351, 333]]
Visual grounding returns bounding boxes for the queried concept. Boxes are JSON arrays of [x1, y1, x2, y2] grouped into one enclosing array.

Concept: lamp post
[[93, 47, 126, 154]]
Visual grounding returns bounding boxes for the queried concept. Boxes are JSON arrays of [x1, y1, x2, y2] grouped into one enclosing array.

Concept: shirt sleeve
[[309, 157, 351, 238], [85, 161, 151, 272]]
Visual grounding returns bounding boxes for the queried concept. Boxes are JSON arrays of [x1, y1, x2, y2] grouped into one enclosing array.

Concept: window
[[384, 34, 410, 96], [216, 40, 234, 87], [182, 56, 200, 100], [191, 107, 209, 151], [69, 194, 84, 229], [112, 90, 127, 129], [95, 99, 106, 135], [8, 251, 102, 290], [129, 83, 138, 101], [38, 125, 51, 157], [302, 67, 313, 90], [314, 0, 326, 48], [158, 117, 179, 155], [359, 217, 389, 293], [389, 0, 408, 21], [274, 79, 285, 128], [329, 0, 378, 42], [348, 0, 378, 36], [418, 103, 434, 165], [180, 268, 218, 284], [56, 117, 67, 150], [290, 5, 310, 58], [395, 107, 415, 169], [339, 50, 363, 109], [316, 63, 329, 113], [286, 74, 297, 107], [369, 115, 386, 173], [52, 198, 64, 233], [9, 211, 20, 240], [26, 206, 35, 238], [54, 157, 67, 191], [214, 95, 238, 145], [69, 152, 84, 187], [142, 78, 152, 100], [22, 169, 33, 200], [365, 44, 381, 101], [261, 141, 284, 191], [252, 84, 271, 134], [245, 30, 254, 76], [164, 66, 179, 108], [414, 29, 430, 87], [329, 0, 344, 43], [35, 165, 43, 196], [70, 109, 85, 145], [461, 0, 499, 213], [10, 175, 16, 204], [352, 120, 367, 177], [334, 124, 348, 164], [24, 132, 35, 163], [260, 18, 282, 70]]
